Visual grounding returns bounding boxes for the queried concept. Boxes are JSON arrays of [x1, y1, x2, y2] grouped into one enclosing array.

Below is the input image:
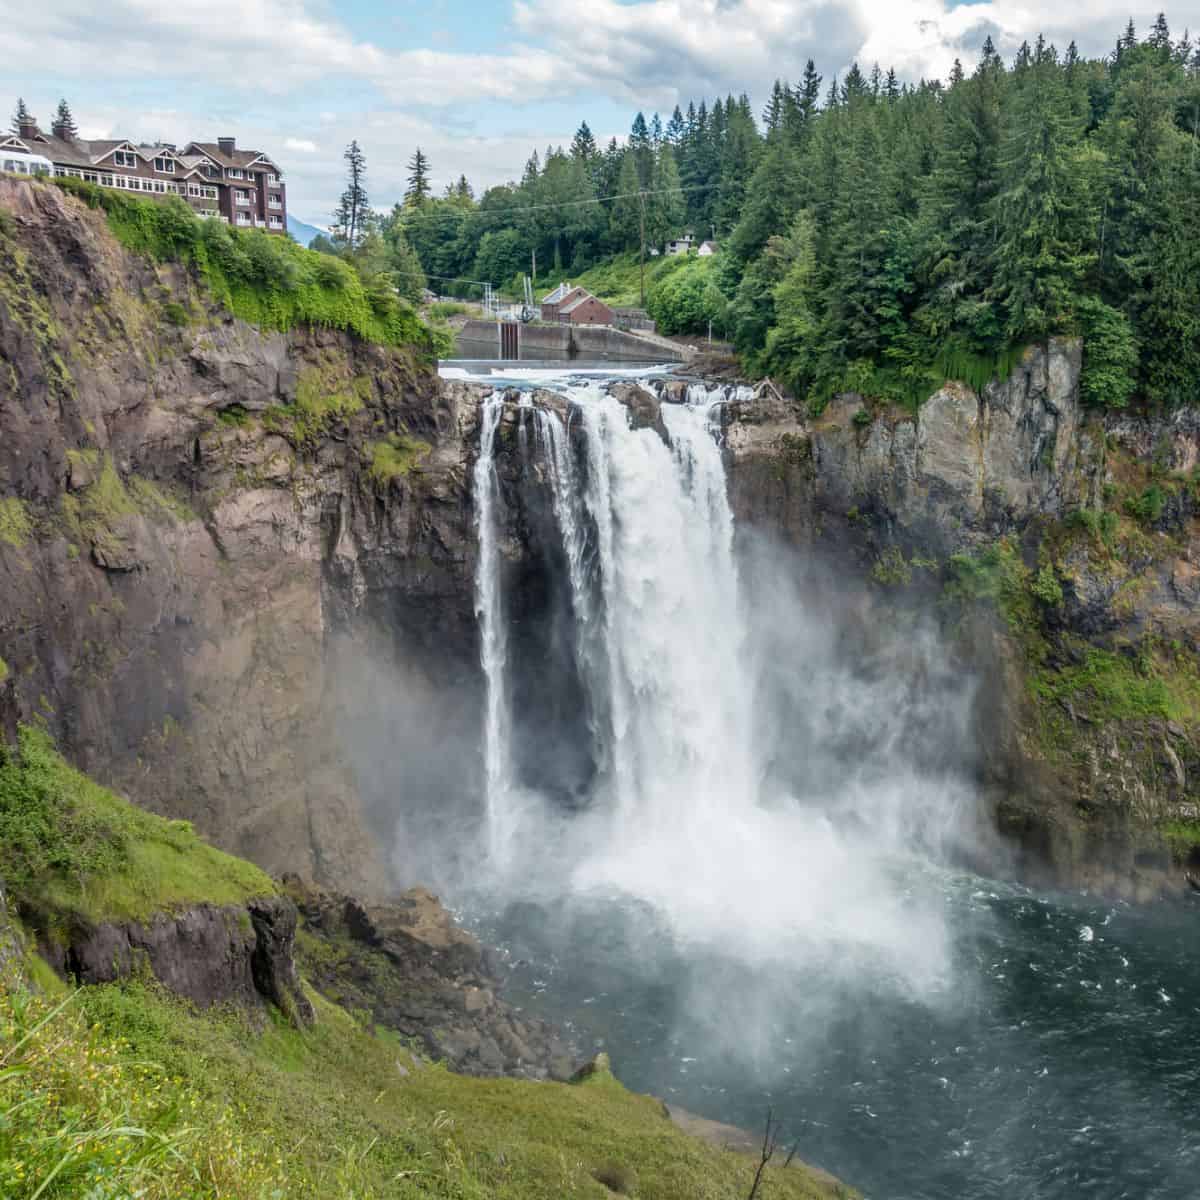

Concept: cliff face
[[723, 340, 1200, 899], [2, 179, 1196, 904], [0, 178, 482, 894]]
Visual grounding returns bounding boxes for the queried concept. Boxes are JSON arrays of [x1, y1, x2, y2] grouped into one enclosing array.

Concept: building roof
[[698, 240, 718, 251], [5, 125, 283, 180], [560, 291, 610, 315], [541, 281, 574, 305], [185, 142, 281, 172]]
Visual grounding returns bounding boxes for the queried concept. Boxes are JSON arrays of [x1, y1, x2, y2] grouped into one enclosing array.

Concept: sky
[[4, 0, 1197, 224]]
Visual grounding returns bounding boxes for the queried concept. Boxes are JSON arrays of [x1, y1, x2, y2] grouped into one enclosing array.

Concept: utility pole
[[638, 189, 647, 306], [531, 248, 537, 289]]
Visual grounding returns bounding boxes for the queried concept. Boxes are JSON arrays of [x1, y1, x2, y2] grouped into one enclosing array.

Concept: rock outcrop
[[287, 876, 576, 1079], [723, 340, 1105, 553], [44, 894, 314, 1025], [0, 177, 483, 895]]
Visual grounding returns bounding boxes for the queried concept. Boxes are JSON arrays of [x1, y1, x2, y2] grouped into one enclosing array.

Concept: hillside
[[0, 722, 852, 1200]]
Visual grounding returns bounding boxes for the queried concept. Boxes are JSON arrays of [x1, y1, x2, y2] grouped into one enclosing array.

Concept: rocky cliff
[[0, 177, 484, 894], [2, 178, 1196, 905], [722, 340, 1200, 899]]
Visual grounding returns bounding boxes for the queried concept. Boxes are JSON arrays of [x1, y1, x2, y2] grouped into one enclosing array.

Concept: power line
[[447, 180, 719, 220]]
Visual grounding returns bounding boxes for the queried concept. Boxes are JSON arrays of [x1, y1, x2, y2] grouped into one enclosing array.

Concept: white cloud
[[8, 0, 1197, 215]]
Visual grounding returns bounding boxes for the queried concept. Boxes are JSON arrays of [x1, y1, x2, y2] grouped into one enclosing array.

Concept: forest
[[330, 15, 1200, 412]]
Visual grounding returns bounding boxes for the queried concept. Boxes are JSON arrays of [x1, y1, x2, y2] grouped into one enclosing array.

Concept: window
[[153, 156, 175, 173], [267, 174, 282, 186], [268, 193, 282, 209], [268, 216, 283, 229], [227, 168, 243, 179], [235, 212, 251, 225], [83, 171, 99, 183], [235, 189, 251, 205], [113, 149, 138, 168]]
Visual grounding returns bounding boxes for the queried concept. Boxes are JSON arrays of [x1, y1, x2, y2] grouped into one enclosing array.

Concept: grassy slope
[[520, 252, 691, 308], [0, 733, 854, 1198], [0, 726, 274, 932]]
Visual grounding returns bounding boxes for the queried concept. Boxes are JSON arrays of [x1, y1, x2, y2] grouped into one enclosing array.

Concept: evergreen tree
[[11, 98, 31, 134], [629, 112, 653, 185], [666, 106, 687, 147], [405, 148, 431, 208], [797, 60, 823, 124], [51, 99, 77, 140], [609, 152, 644, 250], [333, 140, 369, 248], [570, 121, 598, 163], [647, 144, 685, 247], [990, 52, 1096, 338]]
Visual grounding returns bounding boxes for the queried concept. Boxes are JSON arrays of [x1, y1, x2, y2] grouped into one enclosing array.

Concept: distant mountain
[[287, 216, 327, 247]]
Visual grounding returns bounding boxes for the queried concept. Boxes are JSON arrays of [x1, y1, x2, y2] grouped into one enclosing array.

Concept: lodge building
[[1, 114, 287, 233]]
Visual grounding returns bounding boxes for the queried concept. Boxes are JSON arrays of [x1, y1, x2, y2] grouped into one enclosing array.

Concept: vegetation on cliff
[[0, 732, 850, 1198], [0, 726, 274, 934], [49, 178, 450, 358]]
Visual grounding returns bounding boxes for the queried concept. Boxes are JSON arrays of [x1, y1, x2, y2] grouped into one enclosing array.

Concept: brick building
[[539, 283, 615, 325], [1, 114, 287, 233]]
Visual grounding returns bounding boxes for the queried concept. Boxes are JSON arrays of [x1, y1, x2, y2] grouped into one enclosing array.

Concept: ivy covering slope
[[50, 178, 450, 358]]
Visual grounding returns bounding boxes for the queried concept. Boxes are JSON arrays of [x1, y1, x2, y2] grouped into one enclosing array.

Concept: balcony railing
[[268, 200, 282, 210]]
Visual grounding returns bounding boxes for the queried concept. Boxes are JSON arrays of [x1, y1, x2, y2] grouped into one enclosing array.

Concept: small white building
[[697, 240, 718, 257], [665, 233, 695, 256]]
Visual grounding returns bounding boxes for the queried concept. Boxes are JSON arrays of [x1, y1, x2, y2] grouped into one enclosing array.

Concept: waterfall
[[472, 392, 511, 864], [475, 380, 758, 888], [469, 371, 957, 979]]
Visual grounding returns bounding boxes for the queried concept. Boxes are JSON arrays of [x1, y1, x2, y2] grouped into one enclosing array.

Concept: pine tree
[[885, 68, 900, 102], [665, 106, 687, 147], [950, 59, 965, 86], [405, 148, 431, 208], [764, 81, 786, 132], [570, 121, 598, 163], [647, 143, 685, 247], [609, 152, 644, 250], [11, 98, 31, 134], [797, 61, 823, 123], [629, 112, 653, 185], [991, 53, 1096, 338], [51, 99, 77, 140], [333, 140, 369, 248]]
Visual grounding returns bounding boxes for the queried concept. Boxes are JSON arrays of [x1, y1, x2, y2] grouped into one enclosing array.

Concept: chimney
[[218, 136, 236, 156], [17, 118, 37, 140]]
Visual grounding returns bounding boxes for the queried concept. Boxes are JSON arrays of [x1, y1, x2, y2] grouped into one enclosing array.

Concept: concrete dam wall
[[456, 320, 685, 363]]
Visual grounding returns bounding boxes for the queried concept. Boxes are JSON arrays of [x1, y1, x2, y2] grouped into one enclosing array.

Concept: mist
[[336, 372, 1010, 1078]]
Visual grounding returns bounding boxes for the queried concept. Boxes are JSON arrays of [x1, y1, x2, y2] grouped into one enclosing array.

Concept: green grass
[[0, 726, 274, 932], [0, 657, 8, 685], [0, 496, 32, 548], [48, 179, 439, 359], [0, 976, 850, 1200], [526, 252, 690, 308], [367, 432, 431, 486]]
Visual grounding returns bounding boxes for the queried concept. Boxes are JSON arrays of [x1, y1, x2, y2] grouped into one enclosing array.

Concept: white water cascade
[[471, 372, 956, 986], [472, 392, 511, 863]]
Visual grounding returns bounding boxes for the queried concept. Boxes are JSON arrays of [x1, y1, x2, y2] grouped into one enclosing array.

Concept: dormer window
[[153, 156, 175, 173], [113, 149, 138, 168]]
